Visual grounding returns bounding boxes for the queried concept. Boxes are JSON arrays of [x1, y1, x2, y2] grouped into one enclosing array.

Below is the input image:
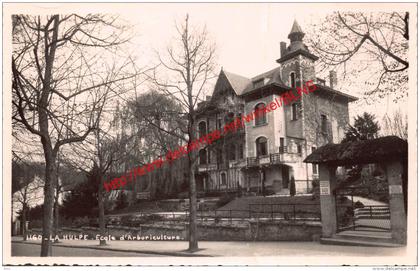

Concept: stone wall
[[28, 221, 321, 242]]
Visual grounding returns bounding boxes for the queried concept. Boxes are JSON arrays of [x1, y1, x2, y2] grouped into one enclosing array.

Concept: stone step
[[336, 231, 393, 243], [320, 237, 401, 247], [354, 206, 389, 212], [355, 208, 390, 213], [354, 214, 391, 219]]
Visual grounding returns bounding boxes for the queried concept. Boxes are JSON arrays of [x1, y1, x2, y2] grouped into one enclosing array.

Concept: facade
[[194, 20, 357, 195]]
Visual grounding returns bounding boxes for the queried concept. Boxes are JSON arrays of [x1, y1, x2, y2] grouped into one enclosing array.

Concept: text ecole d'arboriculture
[[104, 80, 318, 192]]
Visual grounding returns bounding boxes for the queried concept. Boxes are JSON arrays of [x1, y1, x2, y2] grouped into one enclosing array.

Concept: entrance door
[[281, 166, 289, 189]]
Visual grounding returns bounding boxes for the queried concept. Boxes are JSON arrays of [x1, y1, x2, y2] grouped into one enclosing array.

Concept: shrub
[[72, 216, 90, 228], [338, 195, 348, 203], [354, 200, 365, 209], [115, 192, 129, 210]]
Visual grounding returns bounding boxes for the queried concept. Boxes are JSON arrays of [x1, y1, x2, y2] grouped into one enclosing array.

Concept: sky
[[113, 3, 409, 121], [5, 2, 411, 122]]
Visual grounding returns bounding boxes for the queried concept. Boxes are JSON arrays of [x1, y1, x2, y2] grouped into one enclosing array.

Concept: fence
[[107, 203, 321, 226]]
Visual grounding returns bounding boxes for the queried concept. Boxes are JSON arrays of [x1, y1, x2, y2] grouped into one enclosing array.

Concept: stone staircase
[[321, 230, 402, 247], [320, 205, 402, 247], [354, 206, 390, 220]]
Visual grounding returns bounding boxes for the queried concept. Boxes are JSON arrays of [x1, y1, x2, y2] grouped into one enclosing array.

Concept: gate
[[335, 186, 391, 233]]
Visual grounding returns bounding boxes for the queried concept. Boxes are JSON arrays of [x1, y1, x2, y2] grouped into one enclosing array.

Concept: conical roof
[[289, 19, 304, 35]]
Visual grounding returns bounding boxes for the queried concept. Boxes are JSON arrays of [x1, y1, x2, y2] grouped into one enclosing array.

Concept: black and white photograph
[[3, 2, 417, 267]]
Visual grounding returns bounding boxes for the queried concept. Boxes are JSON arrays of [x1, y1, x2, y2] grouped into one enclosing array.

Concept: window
[[297, 144, 302, 155], [199, 149, 207, 165], [317, 78, 326, 86], [312, 147, 318, 175], [291, 103, 299, 120], [221, 172, 227, 186], [290, 72, 296, 88], [256, 136, 268, 156], [198, 121, 207, 138], [217, 118, 222, 130], [321, 114, 328, 133], [279, 137, 286, 153], [238, 144, 244, 159], [254, 103, 267, 126], [312, 163, 319, 175]]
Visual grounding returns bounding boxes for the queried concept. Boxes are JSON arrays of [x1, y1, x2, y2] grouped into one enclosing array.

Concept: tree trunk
[[187, 111, 198, 251], [53, 188, 60, 243], [188, 151, 198, 252], [98, 176, 106, 246], [39, 15, 60, 257], [40, 156, 57, 256], [22, 203, 27, 241]]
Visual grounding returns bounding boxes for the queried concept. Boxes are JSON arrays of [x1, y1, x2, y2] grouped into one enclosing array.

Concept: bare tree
[[382, 109, 408, 140], [12, 14, 137, 256], [12, 159, 44, 241], [308, 12, 408, 102], [148, 14, 216, 252]]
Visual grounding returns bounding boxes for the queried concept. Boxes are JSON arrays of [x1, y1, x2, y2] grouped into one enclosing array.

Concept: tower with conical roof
[[277, 20, 318, 89]]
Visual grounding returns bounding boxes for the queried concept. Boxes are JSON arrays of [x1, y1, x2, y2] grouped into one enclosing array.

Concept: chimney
[[329, 70, 337, 88], [280, 42, 287, 57]]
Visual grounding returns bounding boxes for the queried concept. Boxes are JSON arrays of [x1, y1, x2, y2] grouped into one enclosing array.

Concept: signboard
[[319, 181, 330, 195], [389, 184, 403, 195]]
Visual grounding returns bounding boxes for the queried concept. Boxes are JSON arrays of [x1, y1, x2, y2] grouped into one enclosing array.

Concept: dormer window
[[290, 72, 296, 88], [317, 78, 326, 86]]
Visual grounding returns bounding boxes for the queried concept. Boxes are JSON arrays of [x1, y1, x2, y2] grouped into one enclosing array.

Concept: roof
[[277, 48, 319, 63], [289, 19, 304, 35], [219, 68, 357, 102], [223, 70, 252, 96], [315, 84, 358, 102], [304, 136, 408, 166], [241, 67, 290, 96]]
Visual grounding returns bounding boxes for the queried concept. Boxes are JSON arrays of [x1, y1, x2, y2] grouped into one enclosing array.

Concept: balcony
[[197, 163, 217, 172], [229, 159, 246, 168], [246, 152, 301, 167]]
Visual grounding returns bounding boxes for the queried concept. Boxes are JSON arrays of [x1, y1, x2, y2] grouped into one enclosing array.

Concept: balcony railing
[[197, 163, 218, 172], [279, 146, 288, 153], [246, 152, 301, 167], [198, 152, 301, 171], [229, 159, 246, 168]]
